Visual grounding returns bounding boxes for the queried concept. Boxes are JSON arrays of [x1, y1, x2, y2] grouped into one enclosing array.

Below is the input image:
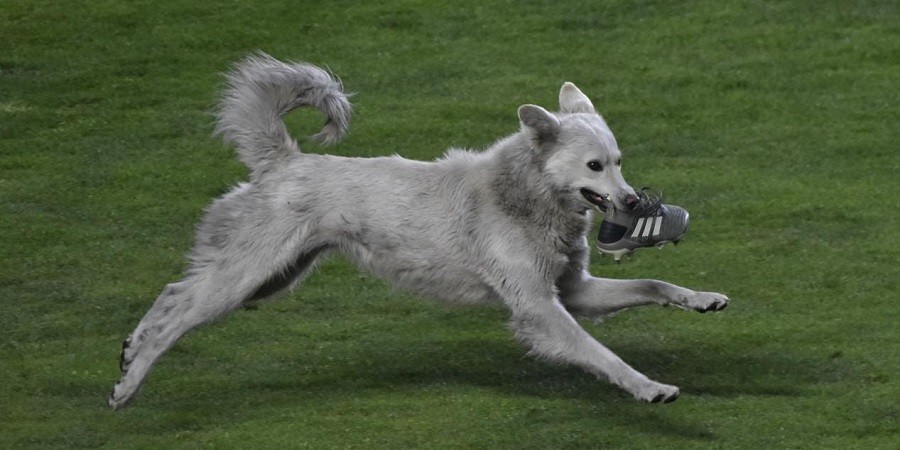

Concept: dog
[[108, 53, 729, 409]]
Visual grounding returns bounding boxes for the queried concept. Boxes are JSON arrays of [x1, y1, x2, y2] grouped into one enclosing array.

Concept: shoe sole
[[595, 237, 684, 262]]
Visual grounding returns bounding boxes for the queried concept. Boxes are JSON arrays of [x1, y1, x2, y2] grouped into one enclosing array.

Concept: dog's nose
[[624, 194, 640, 210]]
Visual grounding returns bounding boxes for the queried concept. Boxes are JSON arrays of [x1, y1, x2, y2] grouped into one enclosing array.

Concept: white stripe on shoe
[[630, 215, 664, 239], [642, 217, 654, 237], [632, 218, 646, 237]]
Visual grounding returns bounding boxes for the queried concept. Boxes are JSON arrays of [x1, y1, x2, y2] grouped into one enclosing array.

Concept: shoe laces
[[631, 187, 663, 215]]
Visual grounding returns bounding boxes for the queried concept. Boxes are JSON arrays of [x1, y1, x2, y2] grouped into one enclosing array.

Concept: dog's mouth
[[580, 188, 609, 210]]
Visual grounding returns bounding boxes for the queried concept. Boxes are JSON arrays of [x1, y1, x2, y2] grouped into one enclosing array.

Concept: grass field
[[2, 0, 898, 448]]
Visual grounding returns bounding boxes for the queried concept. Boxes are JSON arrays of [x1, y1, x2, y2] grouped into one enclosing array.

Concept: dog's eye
[[586, 160, 603, 172], [615, 158, 622, 166]]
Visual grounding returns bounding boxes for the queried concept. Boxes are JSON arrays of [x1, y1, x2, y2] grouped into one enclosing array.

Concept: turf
[[1, 0, 898, 448]]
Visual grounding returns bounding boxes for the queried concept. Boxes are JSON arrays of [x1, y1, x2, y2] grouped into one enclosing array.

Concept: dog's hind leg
[[109, 247, 326, 410], [110, 276, 214, 410], [109, 214, 328, 410]]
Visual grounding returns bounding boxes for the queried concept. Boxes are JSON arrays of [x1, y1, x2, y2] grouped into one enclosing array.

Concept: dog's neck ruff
[[489, 135, 591, 247]]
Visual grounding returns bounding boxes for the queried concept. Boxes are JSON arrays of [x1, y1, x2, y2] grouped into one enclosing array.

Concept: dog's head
[[518, 83, 638, 212]]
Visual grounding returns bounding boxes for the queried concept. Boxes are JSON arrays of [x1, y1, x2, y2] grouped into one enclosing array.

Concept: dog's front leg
[[499, 280, 680, 403], [559, 270, 729, 319]]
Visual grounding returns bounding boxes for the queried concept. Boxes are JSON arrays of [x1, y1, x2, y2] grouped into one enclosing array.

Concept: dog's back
[[208, 54, 561, 304]]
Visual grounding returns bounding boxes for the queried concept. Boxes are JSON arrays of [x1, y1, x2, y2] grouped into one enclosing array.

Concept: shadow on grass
[[103, 335, 851, 442]]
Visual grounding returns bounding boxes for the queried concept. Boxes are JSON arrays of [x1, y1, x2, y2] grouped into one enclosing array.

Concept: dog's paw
[[673, 291, 729, 313], [633, 381, 680, 404], [107, 381, 137, 411]]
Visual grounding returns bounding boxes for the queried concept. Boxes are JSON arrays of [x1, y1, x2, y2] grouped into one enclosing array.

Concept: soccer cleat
[[595, 188, 690, 261]]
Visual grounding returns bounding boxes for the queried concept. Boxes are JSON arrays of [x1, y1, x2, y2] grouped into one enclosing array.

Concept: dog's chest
[[545, 210, 592, 253]]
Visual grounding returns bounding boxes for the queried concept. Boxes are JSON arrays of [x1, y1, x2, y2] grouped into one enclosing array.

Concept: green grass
[[2, 0, 898, 448]]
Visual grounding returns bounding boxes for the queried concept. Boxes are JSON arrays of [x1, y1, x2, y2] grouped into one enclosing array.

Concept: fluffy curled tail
[[215, 52, 352, 173]]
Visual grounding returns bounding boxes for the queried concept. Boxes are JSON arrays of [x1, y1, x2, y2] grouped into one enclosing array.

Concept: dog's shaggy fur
[[108, 53, 729, 409]]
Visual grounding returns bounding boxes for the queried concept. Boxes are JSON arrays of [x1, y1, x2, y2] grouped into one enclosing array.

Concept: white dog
[[108, 53, 729, 409]]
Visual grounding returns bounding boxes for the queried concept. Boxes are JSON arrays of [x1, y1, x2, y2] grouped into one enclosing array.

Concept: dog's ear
[[518, 104, 560, 143], [559, 82, 595, 114]]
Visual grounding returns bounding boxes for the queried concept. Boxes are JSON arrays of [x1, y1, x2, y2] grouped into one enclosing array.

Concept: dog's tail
[[215, 52, 352, 173]]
